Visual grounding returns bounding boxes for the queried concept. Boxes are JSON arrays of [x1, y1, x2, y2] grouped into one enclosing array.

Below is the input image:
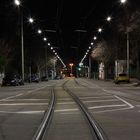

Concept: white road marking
[[80, 96, 113, 100], [57, 102, 75, 105], [59, 112, 80, 115], [88, 104, 127, 109], [2, 93, 24, 101], [0, 110, 44, 114], [90, 96, 135, 113], [1, 99, 49, 101], [114, 95, 134, 109], [1, 86, 47, 101], [57, 98, 72, 101], [55, 108, 79, 112], [0, 103, 48, 106], [84, 99, 119, 103], [57, 99, 118, 105], [27, 86, 47, 94], [93, 107, 135, 114]]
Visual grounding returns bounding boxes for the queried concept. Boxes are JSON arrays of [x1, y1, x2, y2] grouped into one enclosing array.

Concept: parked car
[[2, 75, 24, 86], [114, 73, 130, 84], [28, 75, 39, 83]]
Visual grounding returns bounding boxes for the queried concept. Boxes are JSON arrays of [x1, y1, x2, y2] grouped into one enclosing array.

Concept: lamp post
[[120, 0, 129, 76], [44, 40, 48, 79], [126, 32, 129, 76], [53, 57, 57, 78], [14, 0, 25, 81]]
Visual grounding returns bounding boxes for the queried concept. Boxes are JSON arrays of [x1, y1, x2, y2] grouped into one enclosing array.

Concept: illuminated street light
[[107, 16, 112, 22], [38, 29, 42, 34], [98, 28, 103, 33], [14, 0, 25, 81], [120, 0, 129, 76], [93, 36, 97, 40], [120, 0, 127, 4], [43, 37, 47, 41], [48, 43, 51, 46], [14, 0, 20, 6], [91, 42, 94, 45], [28, 17, 34, 23]]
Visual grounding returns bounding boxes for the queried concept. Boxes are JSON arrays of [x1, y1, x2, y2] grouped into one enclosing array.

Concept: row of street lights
[[14, 0, 66, 80], [79, 0, 129, 77]]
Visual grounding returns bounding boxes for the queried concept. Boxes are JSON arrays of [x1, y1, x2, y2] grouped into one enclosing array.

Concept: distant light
[[87, 50, 89, 52], [14, 0, 20, 6], [93, 36, 97, 40], [38, 29, 42, 34], [69, 63, 74, 66], [53, 50, 55, 53], [98, 28, 103, 33], [107, 16, 112, 22], [43, 37, 47, 41], [48, 43, 51, 46], [50, 47, 53, 50], [55, 53, 57, 55], [28, 17, 34, 23], [89, 46, 91, 49], [91, 42, 94, 45], [79, 63, 83, 66], [78, 68, 81, 71], [120, 0, 127, 4]]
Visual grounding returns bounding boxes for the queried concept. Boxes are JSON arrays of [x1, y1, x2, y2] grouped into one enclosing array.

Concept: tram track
[[32, 88, 56, 140], [32, 79, 107, 140], [63, 80, 107, 140]]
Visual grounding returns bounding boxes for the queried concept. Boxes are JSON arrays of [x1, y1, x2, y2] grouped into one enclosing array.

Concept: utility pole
[[127, 32, 129, 76], [88, 55, 91, 78]]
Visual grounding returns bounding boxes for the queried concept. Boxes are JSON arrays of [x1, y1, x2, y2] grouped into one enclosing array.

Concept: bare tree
[[118, 10, 140, 78], [91, 40, 114, 63], [0, 39, 13, 73]]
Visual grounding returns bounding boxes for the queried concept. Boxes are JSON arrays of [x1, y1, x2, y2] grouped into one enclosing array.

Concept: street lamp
[[93, 36, 97, 40], [120, 0, 129, 76], [28, 17, 34, 24], [14, 0, 25, 81], [14, 0, 20, 6], [98, 28, 103, 33], [106, 16, 112, 22], [48, 43, 51, 46], [120, 0, 127, 4], [43, 37, 47, 41], [37, 29, 42, 34], [69, 63, 74, 76], [91, 42, 94, 46]]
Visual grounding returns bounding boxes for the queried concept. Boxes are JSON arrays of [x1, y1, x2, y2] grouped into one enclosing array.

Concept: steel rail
[[32, 88, 55, 140], [63, 82, 107, 140]]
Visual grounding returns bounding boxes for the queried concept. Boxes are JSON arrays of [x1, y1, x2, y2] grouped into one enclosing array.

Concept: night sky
[[1, 0, 140, 67]]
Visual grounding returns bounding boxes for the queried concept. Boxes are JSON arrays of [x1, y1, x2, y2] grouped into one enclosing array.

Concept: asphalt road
[[0, 78, 140, 140]]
